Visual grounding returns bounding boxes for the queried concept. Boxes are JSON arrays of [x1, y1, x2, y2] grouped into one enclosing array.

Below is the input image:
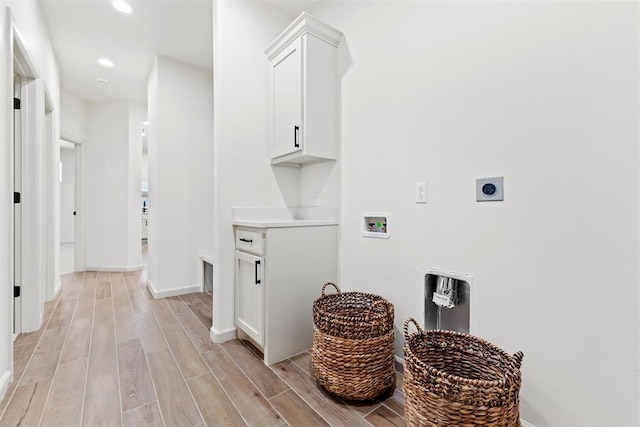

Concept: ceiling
[[266, 0, 322, 17], [40, 0, 214, 104], [39, 0, 321, 105]]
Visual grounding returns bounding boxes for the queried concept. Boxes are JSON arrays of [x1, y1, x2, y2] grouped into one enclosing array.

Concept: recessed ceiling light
[[142, 120, 149, 125], [96, 77, 110, 84], [112, 0, 133, 14], [98, 58, 114, 68]]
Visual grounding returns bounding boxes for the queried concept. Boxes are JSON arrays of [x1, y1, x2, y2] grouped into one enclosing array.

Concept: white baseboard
[[0, 370, 11, 402], [146, 279, 202, 299], [521, 421, 535, 427], [85, 265, 143, 272], [210, 326, 236, 343]]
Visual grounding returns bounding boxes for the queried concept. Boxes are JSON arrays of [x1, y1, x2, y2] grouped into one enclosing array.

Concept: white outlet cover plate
[[476, 177, 504, 201], [415, 182, 427, 203]]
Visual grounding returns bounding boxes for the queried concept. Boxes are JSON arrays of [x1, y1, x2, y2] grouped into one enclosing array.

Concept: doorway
[[57, 135, 86, 277]]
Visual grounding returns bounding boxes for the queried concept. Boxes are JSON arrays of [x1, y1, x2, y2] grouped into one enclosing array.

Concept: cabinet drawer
[[235, 230, 264, 255]]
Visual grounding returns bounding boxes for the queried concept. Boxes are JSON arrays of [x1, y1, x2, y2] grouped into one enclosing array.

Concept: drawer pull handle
[[239, 238, 253, 243], [255, 260, 261, 285], [294, 125, 299, 148]]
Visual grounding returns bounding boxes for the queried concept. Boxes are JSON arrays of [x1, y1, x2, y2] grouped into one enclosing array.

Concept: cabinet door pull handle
[[239, 238, 253, 243], [255, 260, 261, 285], [294, 125, 299, 148]]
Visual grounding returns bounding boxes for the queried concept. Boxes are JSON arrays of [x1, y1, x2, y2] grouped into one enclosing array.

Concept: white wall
[[307, 2, 639, 426], [212, 1, 295, 338], [59, 146, 75, 243], [141, 152, 148, 185], [146, 56, 213, 296], [127, 102, 145, 264], [0, 1, 13, 398], [60, 90, 87, 142], [0, 0, 60, 400], [148, 62, 159, 285], [86, 101, 142, 271], [213, 0, 640, 425], [4, 1, 59, 104]]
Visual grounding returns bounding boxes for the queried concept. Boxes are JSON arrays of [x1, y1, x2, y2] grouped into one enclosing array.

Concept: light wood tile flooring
[[0, 269, 405, 426]]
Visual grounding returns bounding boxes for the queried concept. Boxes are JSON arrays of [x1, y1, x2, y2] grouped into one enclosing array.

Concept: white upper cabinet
[[265, 13, 342, 166]]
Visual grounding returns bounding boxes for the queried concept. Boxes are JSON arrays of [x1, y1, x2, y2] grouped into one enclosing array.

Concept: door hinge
[[14, 286, 20, 298], [14, 192, 20, 204], [13, 98, 21, 110]]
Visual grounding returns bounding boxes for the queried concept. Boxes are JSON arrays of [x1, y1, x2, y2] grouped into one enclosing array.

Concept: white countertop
[[232, 207, 339, 228], [233, 219, 338, 228]]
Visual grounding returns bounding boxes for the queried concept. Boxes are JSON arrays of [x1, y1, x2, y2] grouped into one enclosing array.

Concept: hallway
[[0, 268, 404, 426]]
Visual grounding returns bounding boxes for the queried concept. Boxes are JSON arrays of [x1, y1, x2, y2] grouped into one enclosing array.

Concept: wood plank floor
[[0, 267, 405, 426]]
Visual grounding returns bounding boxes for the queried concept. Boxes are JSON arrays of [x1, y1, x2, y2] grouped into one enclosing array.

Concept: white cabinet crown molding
[[265, 12, 343, 61]]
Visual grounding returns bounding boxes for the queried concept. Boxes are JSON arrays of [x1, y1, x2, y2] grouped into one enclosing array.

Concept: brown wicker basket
[[403, 318, 524, 427], [312, 282, 395, 401]]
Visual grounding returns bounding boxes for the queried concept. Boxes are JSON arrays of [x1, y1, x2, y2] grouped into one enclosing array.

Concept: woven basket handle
[[404, 317, 423, 339], [321, 282, 341, 296], [366, 300, 392, 321], [512, 351, 524, 369]]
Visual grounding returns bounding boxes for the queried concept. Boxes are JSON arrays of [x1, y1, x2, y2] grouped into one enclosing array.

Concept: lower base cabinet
[[234, 224, 337, 365]]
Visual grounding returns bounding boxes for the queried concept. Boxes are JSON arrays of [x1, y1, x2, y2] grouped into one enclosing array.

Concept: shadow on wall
[[271, 165, 300, 207], [520, 385, 566, 427], [336, 35, 353, 160]]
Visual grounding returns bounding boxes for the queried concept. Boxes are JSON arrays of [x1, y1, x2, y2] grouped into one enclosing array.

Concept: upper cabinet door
[[271, 39, 303, 159]]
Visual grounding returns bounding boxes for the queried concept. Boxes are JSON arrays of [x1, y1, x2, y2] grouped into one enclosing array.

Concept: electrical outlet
[[415, 182, 427, 203]]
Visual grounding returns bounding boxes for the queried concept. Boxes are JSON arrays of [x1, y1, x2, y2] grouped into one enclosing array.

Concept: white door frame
[[6, 7, 45, 338]]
